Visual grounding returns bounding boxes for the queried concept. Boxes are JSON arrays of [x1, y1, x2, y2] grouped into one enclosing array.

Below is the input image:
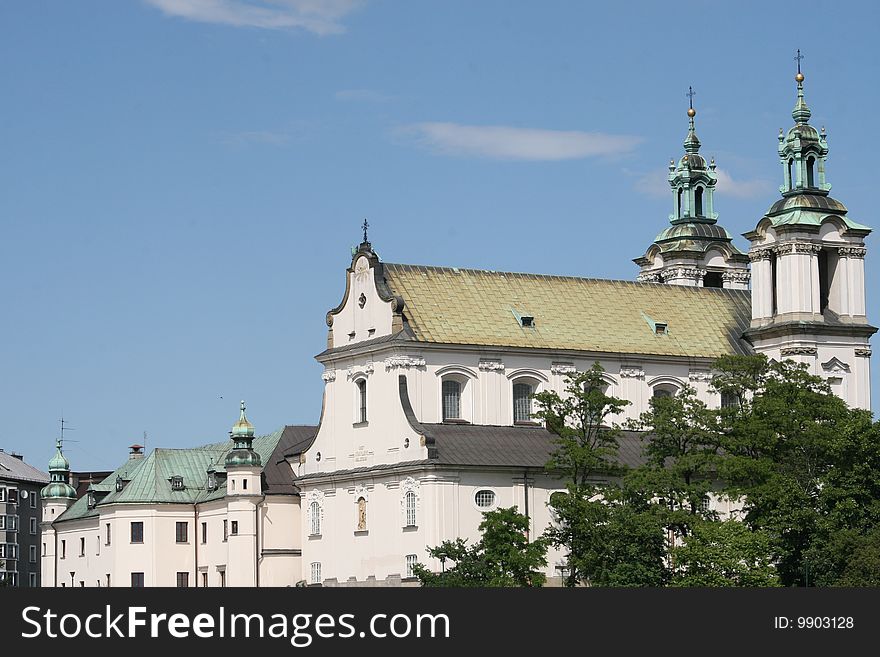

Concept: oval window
[[474, 489, 496, 508]]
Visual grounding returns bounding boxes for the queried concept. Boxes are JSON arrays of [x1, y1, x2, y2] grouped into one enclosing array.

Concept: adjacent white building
[[42, 71, 873, 586]]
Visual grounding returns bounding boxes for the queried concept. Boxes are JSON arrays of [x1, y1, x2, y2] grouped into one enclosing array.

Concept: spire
[[231, 400, 255, 440], [792, 49, 812, 125], [684, 86, 701, 154]]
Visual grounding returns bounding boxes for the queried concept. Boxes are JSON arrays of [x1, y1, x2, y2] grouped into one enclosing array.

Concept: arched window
[[357, 379, 367, 423], [787, 158, 794, 189], [356, 497, 367, 531], [694, 186, 703, 216], [513, 382, 533, 423], [652, 385, 677, 399], [309, 501, 322, 536], [405, 491, 417, 527], [677, 188, 683, 218], [806, 156, 816, 188], [770, 252, 778, 315], [442, 379, 461, 421], [720, 392, 739, 409]]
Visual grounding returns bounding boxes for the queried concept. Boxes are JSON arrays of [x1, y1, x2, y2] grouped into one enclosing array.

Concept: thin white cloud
[[335, 89, 393, 103], [144, 0, 363, 35], [634, 166, 772, 200], [398, 122, 643, 161], [714, 168, 774, 199]]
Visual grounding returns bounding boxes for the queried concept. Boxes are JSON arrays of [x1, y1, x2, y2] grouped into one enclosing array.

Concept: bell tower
[[744, 53, 875, 410], [635, 88, 750, 288]]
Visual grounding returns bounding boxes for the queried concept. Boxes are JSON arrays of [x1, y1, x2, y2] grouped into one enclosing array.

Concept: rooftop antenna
[[143, 431, 147, 455], [59, 414, 78, 446]]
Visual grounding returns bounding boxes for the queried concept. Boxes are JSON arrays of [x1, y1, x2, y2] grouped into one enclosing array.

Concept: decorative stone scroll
[[688, 370, 713, 382], [748, 248, 773, 262], [619, 366, 645, 379], [478, 360, 505, 372], [838, 246, 867, 259], [346, 361, 374, 380], [721, 270, 751, 284], [551, 362, 577, 375], [384, 355, 426, 370], [780, 346, 818, 356], [854, 348, 872, 358], [321, 369, 337, 383]]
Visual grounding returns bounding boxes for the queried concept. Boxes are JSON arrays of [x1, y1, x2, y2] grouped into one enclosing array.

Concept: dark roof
[[265, 425, 318, 494], [0, 451, 49, 485], [421, 423, 648, 469]]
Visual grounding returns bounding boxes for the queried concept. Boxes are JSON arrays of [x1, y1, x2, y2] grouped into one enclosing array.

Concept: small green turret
[[225, 401, 261, 469], [41, 439, 76, 500]]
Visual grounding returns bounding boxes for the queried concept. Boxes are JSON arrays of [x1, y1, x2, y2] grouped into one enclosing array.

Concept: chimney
[[10, 452, 24, 460], [128, 444, 145, 460]]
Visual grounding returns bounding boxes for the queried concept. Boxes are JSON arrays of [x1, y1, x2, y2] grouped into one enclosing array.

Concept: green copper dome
[[42, 439, 76, 500], [225, 401, 261, 469], [231, 400, 255, 439]]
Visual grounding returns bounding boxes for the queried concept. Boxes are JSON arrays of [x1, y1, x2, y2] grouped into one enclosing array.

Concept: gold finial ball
[[687, 107, 696, 117], [795, 72, 804, 83]]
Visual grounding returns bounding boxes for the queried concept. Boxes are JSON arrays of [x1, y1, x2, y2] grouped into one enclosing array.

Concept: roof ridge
[[383, 261, 750, 294]]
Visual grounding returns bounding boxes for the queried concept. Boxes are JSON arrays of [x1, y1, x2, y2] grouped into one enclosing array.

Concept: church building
[[42, 66, 874, 586]]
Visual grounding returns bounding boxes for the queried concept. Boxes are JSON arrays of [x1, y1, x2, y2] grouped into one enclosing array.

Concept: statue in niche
[[357, 497, 367, 531]]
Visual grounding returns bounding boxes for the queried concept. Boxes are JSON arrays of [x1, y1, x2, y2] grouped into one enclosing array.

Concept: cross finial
[[362, 218, 369, 244], [795, 49, 804, 74], [686, 86, 696, 110]]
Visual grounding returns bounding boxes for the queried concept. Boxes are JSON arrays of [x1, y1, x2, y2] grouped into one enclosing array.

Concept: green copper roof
[[231, 400, 255, 439], [54, 428, 289, 523], [41, 481, 76, 500], [47, 439, 70, 472]]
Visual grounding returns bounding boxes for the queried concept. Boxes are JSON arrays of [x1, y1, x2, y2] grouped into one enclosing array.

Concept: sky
[[1, 0, 877, 471]]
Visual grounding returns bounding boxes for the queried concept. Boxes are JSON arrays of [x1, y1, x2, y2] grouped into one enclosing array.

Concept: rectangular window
[[442, 379, 461, 420], [231, 521, 238, 536], [131, 521, 144, 544], [219, 570, 226, 588], [61, 540, 66, 559], [0, 517, 4, 530], [201, 522, 207, 544], [106, 574, 111, 587], [8, 515, 16, 531], [29, 545, 37, 563], [8, 488, 17, 504], [175, 522, 188, 543], [223, 520, 228, 542], [0, 488, 5, 502], [201, 572, 208, 588], [358, 379, 367, 423], [106, 523, 111, 546], [29, 573, 37, 587], [80, 537, 85, 556], [42, 543, 46, 557], [30, 517, 37, 535], [310, 562, 322, 585], [131, 572, 145, 588], [30, 493, 37, 508], [406, 554, 418, 578], [176, 572, 189, 588]]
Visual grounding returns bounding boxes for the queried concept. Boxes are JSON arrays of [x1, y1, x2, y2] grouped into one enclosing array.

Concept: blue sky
[[1, 1, 877, 471]]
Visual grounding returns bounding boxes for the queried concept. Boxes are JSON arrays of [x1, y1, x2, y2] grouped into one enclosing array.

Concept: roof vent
[[520, 316, 535, 328], [654, 322, 668, 336]]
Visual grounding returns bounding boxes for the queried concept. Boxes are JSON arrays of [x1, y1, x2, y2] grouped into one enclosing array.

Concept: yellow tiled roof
[[382, 264, 752, 358]]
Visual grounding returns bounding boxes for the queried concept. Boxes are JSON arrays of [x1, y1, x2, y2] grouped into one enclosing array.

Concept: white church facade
[[41, 70, 873, 586]]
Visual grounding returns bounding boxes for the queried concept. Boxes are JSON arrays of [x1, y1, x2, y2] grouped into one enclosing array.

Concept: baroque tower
[[635, 89, 750, 288], [224, 400, 262, 586], [744, 59, 875, 410], [40, 439, 77, 587]]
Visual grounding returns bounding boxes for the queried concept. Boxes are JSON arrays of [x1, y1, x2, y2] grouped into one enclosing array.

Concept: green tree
[[414, 507, 549, 587], [626, 385, 721, 545], [669, 520, 780, 587], [547, 484, 667, 587], [535, 365, 667, 586], [712, 355, 876, 586], [533, 363, 630, 489]]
